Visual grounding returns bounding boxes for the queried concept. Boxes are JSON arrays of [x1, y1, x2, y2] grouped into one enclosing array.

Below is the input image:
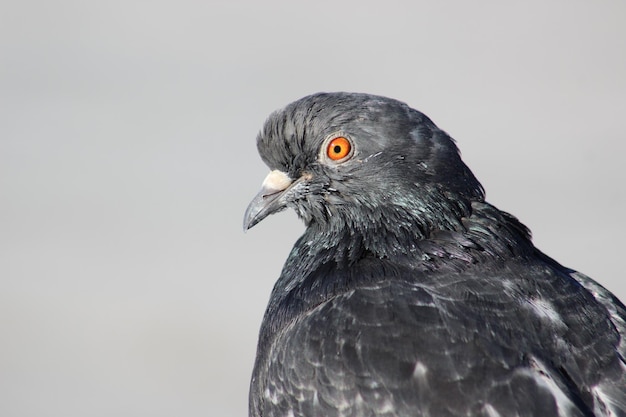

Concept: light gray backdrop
[[1, 1, 624, 416]]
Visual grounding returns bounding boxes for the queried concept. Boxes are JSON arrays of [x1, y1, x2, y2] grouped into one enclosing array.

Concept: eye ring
[[324, 135, 354, 162]]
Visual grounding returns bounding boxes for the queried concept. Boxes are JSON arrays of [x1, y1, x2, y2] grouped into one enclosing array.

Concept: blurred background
[[1, 1, 624, 416]]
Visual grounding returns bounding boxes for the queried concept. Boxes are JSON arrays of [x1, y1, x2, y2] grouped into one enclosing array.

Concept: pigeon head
[[244, 92, 485, 254]]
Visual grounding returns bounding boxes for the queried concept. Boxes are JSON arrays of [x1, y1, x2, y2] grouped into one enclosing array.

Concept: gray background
[[1, 1, 624, 416]]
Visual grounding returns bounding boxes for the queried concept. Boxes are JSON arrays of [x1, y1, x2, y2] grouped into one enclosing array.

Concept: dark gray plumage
[[243, 92, 626, 417]]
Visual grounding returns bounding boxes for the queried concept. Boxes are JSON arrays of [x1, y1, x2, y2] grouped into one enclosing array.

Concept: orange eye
[[326, 137, 352, 161]]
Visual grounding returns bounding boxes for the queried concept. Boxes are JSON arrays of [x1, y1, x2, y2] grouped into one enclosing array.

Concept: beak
[[243, 170, 293, 230]]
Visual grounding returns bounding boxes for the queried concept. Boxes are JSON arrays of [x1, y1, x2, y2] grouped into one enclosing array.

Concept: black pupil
[[333, 145, 342, 154]]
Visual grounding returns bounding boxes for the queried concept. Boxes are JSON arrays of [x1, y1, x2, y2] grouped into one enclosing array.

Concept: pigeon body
[[244, 93, 626, 417]]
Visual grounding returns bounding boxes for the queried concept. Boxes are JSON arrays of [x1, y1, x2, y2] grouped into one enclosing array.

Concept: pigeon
[[243, 92, 626, 417]]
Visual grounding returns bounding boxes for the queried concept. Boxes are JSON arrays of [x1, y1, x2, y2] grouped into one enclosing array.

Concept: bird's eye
[[326, 137, 352, 161]]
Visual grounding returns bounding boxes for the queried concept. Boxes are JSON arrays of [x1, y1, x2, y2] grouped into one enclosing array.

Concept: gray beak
[[243, 170, 293, 230]]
